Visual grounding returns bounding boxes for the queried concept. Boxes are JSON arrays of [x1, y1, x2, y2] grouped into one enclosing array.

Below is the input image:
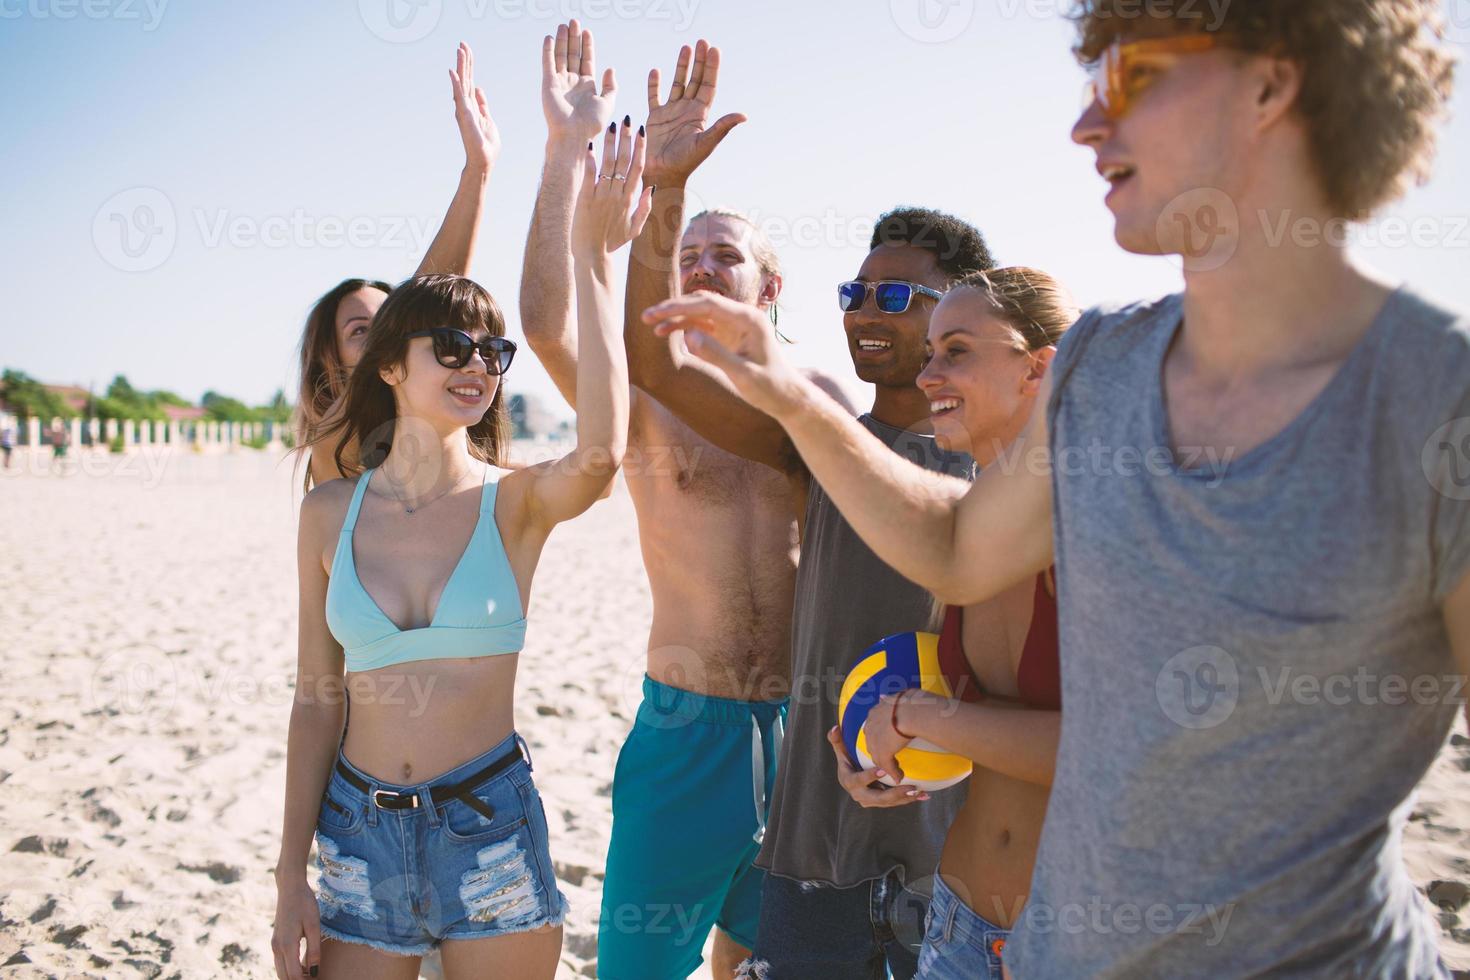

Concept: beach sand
[[0, 447, 1466, 978]]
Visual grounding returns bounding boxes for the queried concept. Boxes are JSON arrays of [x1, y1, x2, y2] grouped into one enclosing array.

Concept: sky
[[3, 0, 1469, 418]]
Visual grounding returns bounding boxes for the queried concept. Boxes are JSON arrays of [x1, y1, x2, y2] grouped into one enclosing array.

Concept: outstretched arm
[[519, 20, 618, 406], [622, 41, 802, 474], [515, 125, 651, 529], [644, 291, 1054, 605], [414, 43, 501, 278]]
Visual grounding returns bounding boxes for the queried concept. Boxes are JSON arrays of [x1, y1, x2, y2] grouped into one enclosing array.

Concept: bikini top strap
[[341, 467, 375, 532]]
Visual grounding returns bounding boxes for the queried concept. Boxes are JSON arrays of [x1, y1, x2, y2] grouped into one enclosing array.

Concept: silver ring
[[598, 174, 616, 182]]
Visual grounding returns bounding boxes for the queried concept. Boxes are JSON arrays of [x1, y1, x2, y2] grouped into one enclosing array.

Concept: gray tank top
[[755, 414, 975, 886], [1004, 287, 1469, 978]]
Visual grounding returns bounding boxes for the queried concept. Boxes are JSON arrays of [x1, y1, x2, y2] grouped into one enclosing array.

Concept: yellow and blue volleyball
[[837, 631, 973, 792]]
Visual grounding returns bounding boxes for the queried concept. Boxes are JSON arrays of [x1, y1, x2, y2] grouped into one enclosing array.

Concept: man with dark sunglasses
[[614, 40, 995, 980]]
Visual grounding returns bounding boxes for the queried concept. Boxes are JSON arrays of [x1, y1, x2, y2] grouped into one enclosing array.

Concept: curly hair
[[870, 207, 997, 283], [1070, 0, 1457, 217]]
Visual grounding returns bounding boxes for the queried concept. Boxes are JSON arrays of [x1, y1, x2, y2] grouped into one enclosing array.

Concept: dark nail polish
[[310, 967, 319, 977], [649, 184, 657, 193], [623, 114, 631, 127], [588, 141, 593, 150], [608, 122, 616, 133], [638, 125, 645, 137]]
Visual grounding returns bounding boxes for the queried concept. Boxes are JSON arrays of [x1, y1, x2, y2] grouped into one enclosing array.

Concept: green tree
[[1, 369, 73, 420], [201, 390, 257, 423]]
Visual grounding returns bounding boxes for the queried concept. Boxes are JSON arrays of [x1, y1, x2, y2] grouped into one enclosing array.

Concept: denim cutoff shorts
[[916, 872, 1010, 980], [313, 730, 568, 956]]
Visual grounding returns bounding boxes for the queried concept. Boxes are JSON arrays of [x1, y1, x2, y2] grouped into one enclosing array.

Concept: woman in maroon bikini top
[[817, 268, 1076, 974], [938, 568, 1061, 711]]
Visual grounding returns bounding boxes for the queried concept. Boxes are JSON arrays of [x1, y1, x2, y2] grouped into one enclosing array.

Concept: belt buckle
[[373, 788, 419, 809]]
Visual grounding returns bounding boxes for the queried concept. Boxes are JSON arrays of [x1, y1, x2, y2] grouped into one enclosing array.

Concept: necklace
[[379, 468, 474, 515]]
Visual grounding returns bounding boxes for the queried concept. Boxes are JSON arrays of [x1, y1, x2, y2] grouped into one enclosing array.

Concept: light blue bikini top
[[325, 466, 527, 671]]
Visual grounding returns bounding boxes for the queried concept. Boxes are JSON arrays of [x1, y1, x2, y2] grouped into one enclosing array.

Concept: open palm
[[542, 19, 616, 143], [450, 42, 500, 173], [644, 40, 747, 185]]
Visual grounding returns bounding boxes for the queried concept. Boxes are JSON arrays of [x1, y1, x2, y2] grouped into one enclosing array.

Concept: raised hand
[[573, 120, 653, 259], [644, 39, 747, 186], [542, 19, 617, 144], [449, 42, 501, 174], [642, 292, 805, 416]]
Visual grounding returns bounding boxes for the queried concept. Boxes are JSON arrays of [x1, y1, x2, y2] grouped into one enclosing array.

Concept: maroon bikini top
[[936, 569, 1061, 711]]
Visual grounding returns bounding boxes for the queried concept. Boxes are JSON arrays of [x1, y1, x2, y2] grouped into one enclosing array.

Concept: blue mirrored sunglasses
[[837, 280, 946, 315]]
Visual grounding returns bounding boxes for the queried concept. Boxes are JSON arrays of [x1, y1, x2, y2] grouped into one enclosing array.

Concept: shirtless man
[[517, 24, 850, 979]]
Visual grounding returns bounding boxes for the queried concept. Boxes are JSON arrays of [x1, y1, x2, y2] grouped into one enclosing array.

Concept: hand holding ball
[[837, 631, 973, 792]]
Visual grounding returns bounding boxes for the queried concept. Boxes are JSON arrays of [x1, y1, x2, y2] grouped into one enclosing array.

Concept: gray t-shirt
[[755, 414, 975, 886], [1005, 287, 1470, 979]]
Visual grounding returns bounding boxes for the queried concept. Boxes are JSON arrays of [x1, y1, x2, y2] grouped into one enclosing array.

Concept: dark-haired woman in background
[[294, 43, 499, 493]]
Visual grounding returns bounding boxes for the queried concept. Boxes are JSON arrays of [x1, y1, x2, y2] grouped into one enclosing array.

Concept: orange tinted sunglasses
[[1084, 34, 1223, 120]]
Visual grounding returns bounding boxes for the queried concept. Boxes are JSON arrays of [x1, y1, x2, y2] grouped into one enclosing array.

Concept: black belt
[[335, 740, 526, 822]]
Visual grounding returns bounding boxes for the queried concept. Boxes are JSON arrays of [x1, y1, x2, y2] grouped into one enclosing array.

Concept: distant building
[[41, 384, 90, 414], [162, 404, 208, 422]]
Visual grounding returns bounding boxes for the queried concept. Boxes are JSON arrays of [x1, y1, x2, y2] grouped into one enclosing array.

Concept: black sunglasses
[[837, 280, 946, 315], [406, 328, 517, 375]]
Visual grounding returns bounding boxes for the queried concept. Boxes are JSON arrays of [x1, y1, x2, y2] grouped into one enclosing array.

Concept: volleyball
[[837, 631, 973, 792]]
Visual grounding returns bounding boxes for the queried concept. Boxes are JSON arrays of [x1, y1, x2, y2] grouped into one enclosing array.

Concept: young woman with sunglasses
[[293, 43, 500, 493], [846, 269, 1073, 980], [270, 124, 651, 980]]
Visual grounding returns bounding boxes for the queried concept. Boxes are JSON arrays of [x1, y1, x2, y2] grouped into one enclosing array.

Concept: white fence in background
[[0, 413, 287, 453]]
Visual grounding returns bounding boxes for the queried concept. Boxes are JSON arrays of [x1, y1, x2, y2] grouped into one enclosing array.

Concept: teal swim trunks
[[597, 675, 786, 980]]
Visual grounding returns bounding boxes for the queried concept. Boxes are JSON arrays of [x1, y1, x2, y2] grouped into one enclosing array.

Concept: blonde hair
[[952, 267, 1080, 352]]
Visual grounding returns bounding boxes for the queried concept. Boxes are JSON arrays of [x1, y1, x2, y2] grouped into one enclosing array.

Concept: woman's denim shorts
[[313, 730, 568, 956], [916, 873, 1011, 980]]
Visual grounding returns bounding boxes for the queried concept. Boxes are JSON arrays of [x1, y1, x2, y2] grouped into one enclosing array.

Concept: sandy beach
[[0, 446, 1466, 978]]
